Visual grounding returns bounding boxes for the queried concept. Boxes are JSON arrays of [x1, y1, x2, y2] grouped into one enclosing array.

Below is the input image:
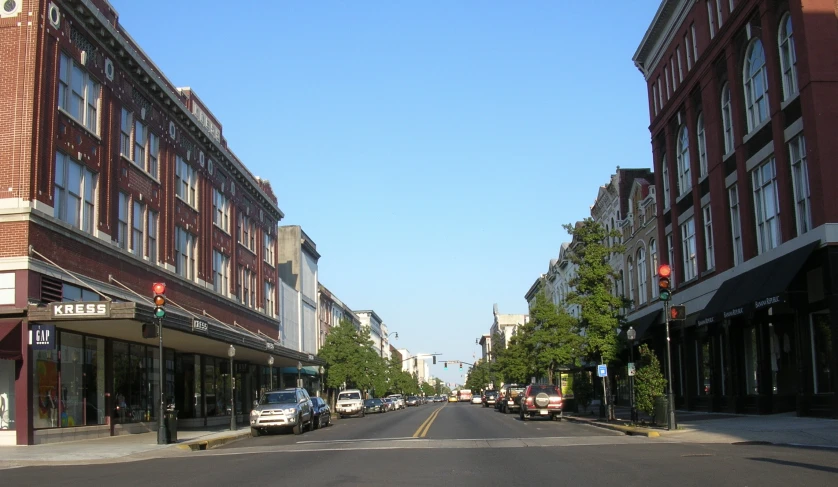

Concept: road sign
[[597, 364, 608, 377], [627, 363, 636, 376]]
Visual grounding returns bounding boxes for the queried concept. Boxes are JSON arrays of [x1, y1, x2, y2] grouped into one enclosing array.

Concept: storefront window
[[810, 312, 833, 394], [175, 354, 202, 419], [719, 334, 727, 396], [700, 340, 712, 395], [0, 359, 14, 430], [32, 349, 59, 428], [744, 325, 759, 395], [60, 332, 84, 427], [113, 341, 152, 424], [84, 336, 106, 425]]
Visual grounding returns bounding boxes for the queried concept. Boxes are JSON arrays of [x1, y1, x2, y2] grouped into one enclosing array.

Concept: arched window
[[697, 113, 707, 178], [626, 259, 634, 308], [743, 39, 770, 131], [637, 247, 647, 305], [650, 238, 658, 274], [676, 126, 690, 195], [721, 83, 734, 153], [778, 13, 798, 100], [661, 152, 670, 209]]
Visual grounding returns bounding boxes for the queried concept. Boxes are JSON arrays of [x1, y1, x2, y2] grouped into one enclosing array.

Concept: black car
[[364, 398, 386, 413], [311, 396, 332, 429]]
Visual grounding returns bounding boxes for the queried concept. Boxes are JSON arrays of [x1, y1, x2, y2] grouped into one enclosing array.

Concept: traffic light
[[141, 323, 158, 339], [444, 361, 448, 369], [658, 265, 672, 301], [414, 357, 418, 368], [459, 362, 462, 370], [433, 356, 436, 365], [670, 305, 686, 321], [152, 282, 166, 319]]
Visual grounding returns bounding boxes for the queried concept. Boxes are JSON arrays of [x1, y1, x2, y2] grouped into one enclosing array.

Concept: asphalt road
[[4, 402, 838, 486]]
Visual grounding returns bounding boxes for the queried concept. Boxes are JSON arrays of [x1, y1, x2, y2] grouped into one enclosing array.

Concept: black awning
[[751, 241, 818, 310], [698, 241, 819, 324], [0, 319, 22, 360], [627, 310, 661, 340]]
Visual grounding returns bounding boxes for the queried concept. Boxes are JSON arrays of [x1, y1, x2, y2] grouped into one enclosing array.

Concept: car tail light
[[550, 396, 562, 403], [526, 397, 533, 404]]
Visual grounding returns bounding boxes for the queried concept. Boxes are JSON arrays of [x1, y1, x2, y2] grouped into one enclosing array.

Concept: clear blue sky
[[112, 0, 661, 386]]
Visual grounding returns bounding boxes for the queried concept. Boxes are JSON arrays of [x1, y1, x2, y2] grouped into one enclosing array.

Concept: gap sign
[[31, 324, 56, 350]]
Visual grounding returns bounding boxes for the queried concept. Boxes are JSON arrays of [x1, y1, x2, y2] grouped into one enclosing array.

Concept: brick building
[[0, 0, 322, 445], [633, 0, 837, 417]]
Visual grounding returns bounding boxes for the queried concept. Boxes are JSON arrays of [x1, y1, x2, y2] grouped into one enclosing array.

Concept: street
[[3, 402, 837, 486]]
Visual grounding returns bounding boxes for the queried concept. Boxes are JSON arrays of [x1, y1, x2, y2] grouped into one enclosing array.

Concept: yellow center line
[[411, 405, 445, 438]]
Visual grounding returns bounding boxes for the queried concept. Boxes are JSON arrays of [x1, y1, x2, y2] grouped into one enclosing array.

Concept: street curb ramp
[[175, 431, 252, 451], [565, 417, 660, 438]]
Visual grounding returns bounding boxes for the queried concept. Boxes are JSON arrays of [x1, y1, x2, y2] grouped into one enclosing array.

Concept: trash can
[[653, 396, 668, 426], [164, 409, 178, 443]]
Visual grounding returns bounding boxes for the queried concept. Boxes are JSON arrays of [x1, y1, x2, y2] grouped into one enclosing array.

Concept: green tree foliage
[[420, 382, 435, 397], [493, 333, 530, 384], [523, 290, 583, 384], [563, 218, 625, 364], [570, 370, 594, 413], [634, 344, 667, 420], [318, 319, 385, 394], [465, 360, 491, 392]]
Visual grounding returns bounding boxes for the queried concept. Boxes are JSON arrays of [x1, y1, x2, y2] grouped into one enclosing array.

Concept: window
[[650, 239, 658, 275], [729, 0, 735, 13], [117, 192, 128, 248], [667, 234, 676, 288], [652, 84, 659, 115], [240, 267, 256, 308], [238, 211, 257, 252], [681, 218, 697, 281], [147, 210, 158, 264], [213, 251, 230, 296], [661, 152, 670, 209], [685, 35, 693, 70], [810, 312, 833, 394], [707, 1, 716, 38], [175, 156, 198, 207], [715, 0, 724, 27], [148, 133, 159, 178], [703, 205, 714, 270], [778, 13, 798, 101], [627, 257, 634, 307], [677, 48, 684, 82], [175, 226, 197, 281], [752, 157, 781, 253], [729, 185, 744, 265], [721, 83, 734, 154], [134, 120, 146, 169], [788, 135, 812, 235], [744, 39, 770, 132], [665, 66, 671, 98], [691, 24, 699, 61], [132, 200, 144, 258], [670, 57, 677, 90], [264, 233, 276, 265], [637, 247, 647, 305], [657, 78, 663, 108], [265, 281, 276, 318], [54, 152, 97, 234], [120, 109, 132, 157], [212, 188, 230, 232], [676, 126, 690, 196], [58, 52, 100, 134], [697, 113, 708, 178]]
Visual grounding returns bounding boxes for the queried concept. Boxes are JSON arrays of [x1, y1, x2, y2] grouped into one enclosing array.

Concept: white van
[[336, 389, 365, 418]]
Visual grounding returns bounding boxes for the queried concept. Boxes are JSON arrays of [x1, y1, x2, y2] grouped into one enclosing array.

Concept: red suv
[[519, 384, 563, 421]]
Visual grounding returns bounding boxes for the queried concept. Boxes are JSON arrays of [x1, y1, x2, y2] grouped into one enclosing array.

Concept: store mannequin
[[0, 392, 9, 429]]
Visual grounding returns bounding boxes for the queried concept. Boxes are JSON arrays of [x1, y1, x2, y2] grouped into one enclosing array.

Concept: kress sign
[[50, 302, 111, 319]]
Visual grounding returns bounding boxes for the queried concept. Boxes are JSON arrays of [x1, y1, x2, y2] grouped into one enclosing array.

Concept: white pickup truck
[[335, 389, 365, 418]]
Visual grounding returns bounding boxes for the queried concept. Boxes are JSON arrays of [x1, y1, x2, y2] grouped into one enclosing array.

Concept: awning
[[0, 319, 22, 360], [281, 366, 321, 376], [697, 241, 818, 325], [627, 310, 661, 340]]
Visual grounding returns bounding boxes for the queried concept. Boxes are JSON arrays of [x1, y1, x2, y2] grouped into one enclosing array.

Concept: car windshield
[[260, 392, 296, 405], [339, 392, 361, 400], [365, 399, 380, 406]]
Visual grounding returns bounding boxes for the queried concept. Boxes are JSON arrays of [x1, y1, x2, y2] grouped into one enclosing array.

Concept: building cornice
[[632, 0, 694, 79]]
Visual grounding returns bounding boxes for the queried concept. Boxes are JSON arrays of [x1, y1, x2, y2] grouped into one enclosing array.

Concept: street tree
[[420, 382, 435, 397], [492, 332, 530, 384], [524, 290, 583, 384], [465, 360, 491, 392], [318, 319, 386, 398], [634, 344, 667, 422]]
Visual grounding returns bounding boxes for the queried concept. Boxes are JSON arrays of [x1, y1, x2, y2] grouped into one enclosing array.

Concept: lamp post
[[297, 361, 302, 388], [228, 345, 236, 431], [268, 356, 274, 391], [627, 326, 637, 424], [319, 366, 325, 396], [380, 331, 398, 358]]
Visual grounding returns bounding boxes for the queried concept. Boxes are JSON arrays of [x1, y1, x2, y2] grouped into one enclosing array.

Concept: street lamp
[[297, 361, 302, 388], [267, 356, 274, 391], [627, 326, 637, 424], [228, 345, 236, 431], [381, 331, 398, 357], [319, 366, 325, 395]]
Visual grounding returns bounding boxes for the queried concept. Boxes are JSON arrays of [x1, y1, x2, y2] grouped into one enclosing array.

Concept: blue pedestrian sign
[[597, 364, 608, 377]]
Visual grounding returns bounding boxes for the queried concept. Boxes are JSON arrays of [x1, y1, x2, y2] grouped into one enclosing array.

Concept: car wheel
[[360, 410, 365, 418], [519, 410, 526, 421], [251, 427, 261, 438], [293, 416, 303, 435]]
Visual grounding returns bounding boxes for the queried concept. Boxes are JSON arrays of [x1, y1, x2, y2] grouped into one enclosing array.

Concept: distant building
[[488, 304, 528, 349], [278, 226, 320, 354]]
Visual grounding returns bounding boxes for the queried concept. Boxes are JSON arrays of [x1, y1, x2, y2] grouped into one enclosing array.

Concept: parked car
[[483, 390, 498, 408], [499, 384, 526, 414], [382, 398, 395, 411], [364, 398, 386, 413], [388, 394, 406, 409], [250, 388, 313, 437], [519, 384, 563, 421], [471, 395, 483, 404], [310, 396, 332, 429], [406, 396, 420, 407], [335, 389, 365, 418]]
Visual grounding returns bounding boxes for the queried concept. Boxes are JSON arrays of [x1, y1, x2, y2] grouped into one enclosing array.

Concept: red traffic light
[[670, 305, 686, 320], [658, 265, 671, 278], [153, 282, 166, 295]]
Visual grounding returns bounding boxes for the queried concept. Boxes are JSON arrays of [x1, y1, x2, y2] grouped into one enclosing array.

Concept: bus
[[457, 389, 473, 402]]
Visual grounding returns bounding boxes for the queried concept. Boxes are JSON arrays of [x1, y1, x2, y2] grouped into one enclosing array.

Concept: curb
[[564, 416, 660, 438], [175, 431, 252, 451]]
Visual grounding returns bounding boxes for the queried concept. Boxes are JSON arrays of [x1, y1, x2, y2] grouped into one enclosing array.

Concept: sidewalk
[[565, 406, 838, 448], [0, 427, 251, 468]]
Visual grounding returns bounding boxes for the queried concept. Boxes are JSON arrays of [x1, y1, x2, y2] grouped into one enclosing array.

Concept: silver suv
[[250, 388, 313, 436]]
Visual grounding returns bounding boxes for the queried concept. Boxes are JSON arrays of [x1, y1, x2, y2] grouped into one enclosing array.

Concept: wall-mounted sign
[[31, 324, 56, 350], [192, 319, 209, 333], [51, 302, 110, 319]]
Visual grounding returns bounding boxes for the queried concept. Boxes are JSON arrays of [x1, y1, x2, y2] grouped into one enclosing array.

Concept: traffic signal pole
[[157, 315, 166, 445], [664, 299, 677, 431]]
